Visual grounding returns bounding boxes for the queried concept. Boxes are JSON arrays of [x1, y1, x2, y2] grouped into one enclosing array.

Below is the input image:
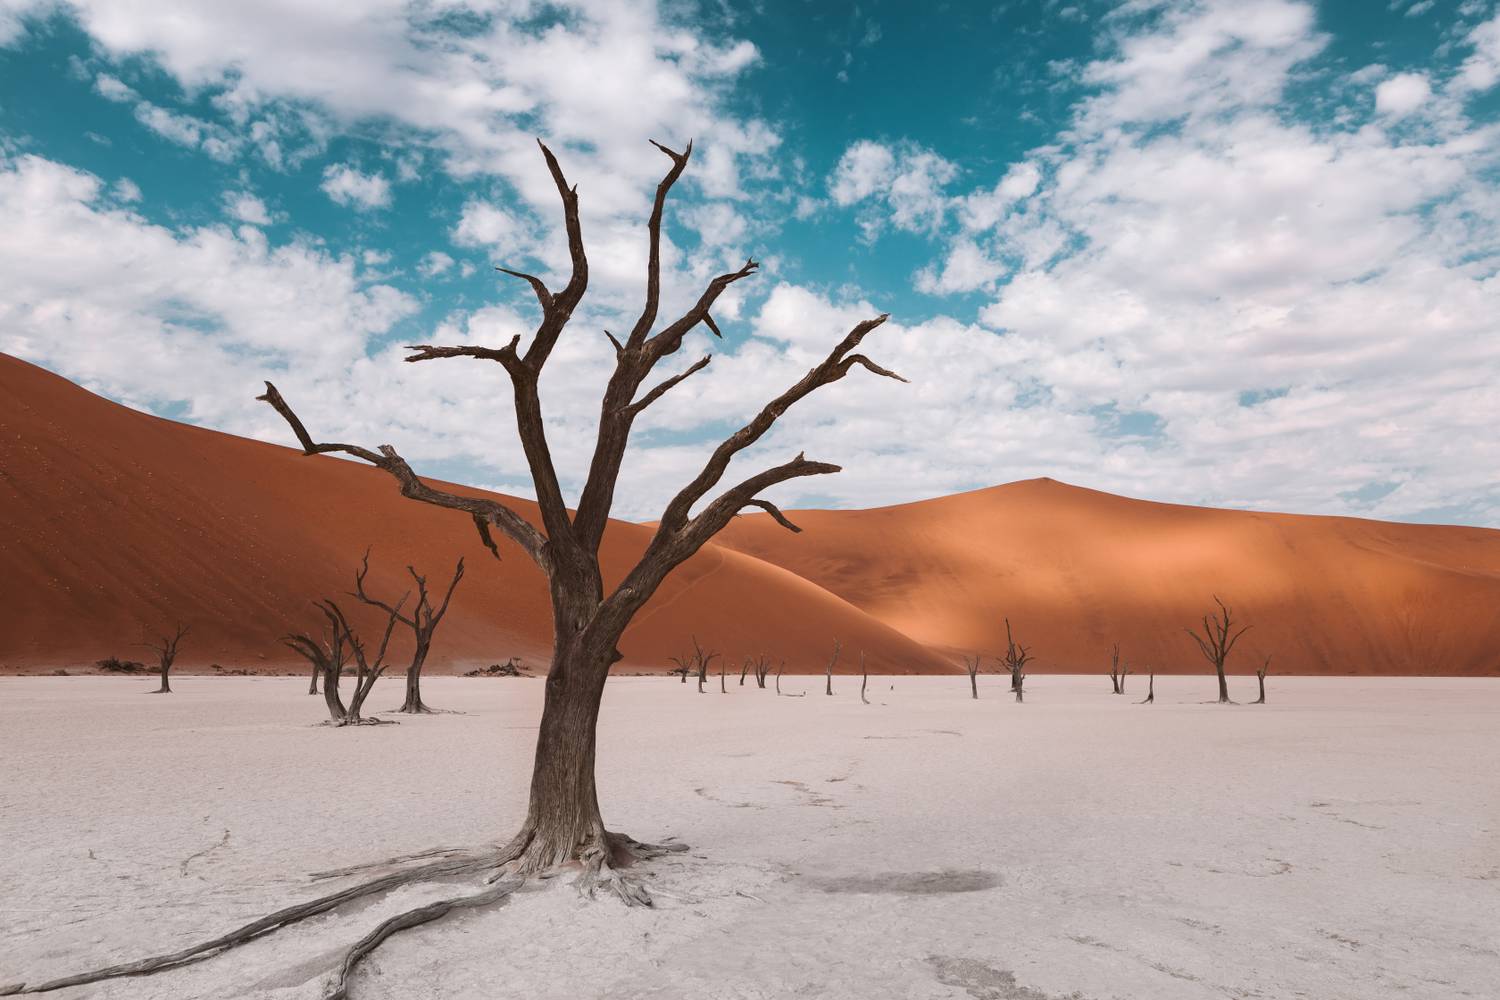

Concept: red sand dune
[[4, 353, 1498, 676], [716, 481, 1500, 675], [0, 354, 946, 675]]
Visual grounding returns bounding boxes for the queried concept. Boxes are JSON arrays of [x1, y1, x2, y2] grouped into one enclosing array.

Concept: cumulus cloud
[[224, 191, 271, 225], [320, 163, 391, 210], [1374, 72, 1432, 116], [829, 140, 958, 240]]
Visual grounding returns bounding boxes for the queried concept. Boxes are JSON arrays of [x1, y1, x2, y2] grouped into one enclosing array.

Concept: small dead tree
[[1001, 619, 1032, 703], [667, 653, 692, 683], [962, 652, 982, 699], [284, 599, 405, 726], [690, 635, 718, 695], [353, 549, 466, 714], [1137, 670, 1155, 704], [1253, 655, 1270, 705], [139, 623, 188, 694], [1120, 659, 1130, 692], [1185, 596, 1250, 704], [825, 638, 840, 696], [283, 613, 350, 723], [739, 657, 750, 686], [1107, 643, 1122, 694], [321, 600, 404, 726], [752, 654, 772, 689], [860, 651, 869, 704], [719, 654, 726, 694]]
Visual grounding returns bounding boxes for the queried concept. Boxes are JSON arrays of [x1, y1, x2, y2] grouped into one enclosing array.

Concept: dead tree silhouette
[[962, 652, 982, 699], [1137, 670, 1155, 704], [139, 623, 188, 694], [353, 549, 465, 714], [1002, 619, 1032, 703], [825, 638, 840, 696], [284, 600, 405, 727], [1253, 655, 1270, 704], [1186, 596, 1250, 704], [16, 136, 903, 1000], [1107, 643, 1123, 694]]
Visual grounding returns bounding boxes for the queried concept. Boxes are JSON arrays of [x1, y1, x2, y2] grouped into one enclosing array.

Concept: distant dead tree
[[353, 549, 466, 714], [283, 616, 349, 722], [719, 654, 726, 693], [139, 623, 188, 694], [1002, 619, 1032, 703], [775, 658, 802, 697], [751, 654, 772, 689], [1120, 659, 1130, 692], [860, 651, 869, 704], [1253, 655, 1270, 705], [1107, 643, 1122, 694], [825, 638, 840, 696], [284, 599, 405, 726], [667, 652, 692, 683], [1185, 596, 1250, 704], [1137, 669, 1155, 704], [25, 139, 905, 994], [689, 635, 719, 695], [962, 652, 983, 699], [739, 657, 750, 686]]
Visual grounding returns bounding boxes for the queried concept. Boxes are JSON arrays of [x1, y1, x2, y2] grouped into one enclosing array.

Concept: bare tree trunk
[[1253, 656, 1269, 704], [720, 656, 726, 694], [739, 657, 749, 686], [156, 658, 171, 695], [308, 662, 319, 695], [825, 639, 839, 696], [860, 651, 869, 705], [399, 641, 432, 714], [1186, 596, 1249, 705], [1137, 671, 1154, 704], [1108, 643, 1122, 694]]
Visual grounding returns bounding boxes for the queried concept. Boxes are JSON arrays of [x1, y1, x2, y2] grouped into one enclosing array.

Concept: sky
[[1, 0, 1497, 526]]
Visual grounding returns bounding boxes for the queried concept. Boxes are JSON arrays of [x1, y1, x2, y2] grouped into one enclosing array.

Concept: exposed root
[[0, 853, 499, 996], [324, 877, 521, 1000], [310, 845, 485, 882], [2, 831, 688, 997], [326, 716, 400, 727]]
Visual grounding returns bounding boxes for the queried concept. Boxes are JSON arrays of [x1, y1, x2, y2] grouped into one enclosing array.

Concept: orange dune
[[0, 354, 947, 675], [5, 353, 1498, 677], [714, 480, 1500, 675]]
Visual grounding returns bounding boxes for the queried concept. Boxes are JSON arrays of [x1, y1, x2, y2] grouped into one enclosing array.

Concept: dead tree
[[353, 549, 465, 714], [825, 638, 840, 696], [689, 635, 718, 695], [719, 654, 726, 694], [1002, 619, 1032, 703], [1185, 596, 1250, 704], [667, 653, 692, 683], [739, 657, 750, 686], [962, 652, 982, 699], [24, 138, 904, 996], [752, 654, 772, 689], [139, 623, 188, 694], [1107, 643, 1122, 694], [775, 659, 801, 696], [860, 651, 870, 704], [1120, 659, 1130, 692], [283, 613, 350, 723], [285, 599, 405, 726], [1253, 655, 1270, 705], [1137, 670, 1155, 704]]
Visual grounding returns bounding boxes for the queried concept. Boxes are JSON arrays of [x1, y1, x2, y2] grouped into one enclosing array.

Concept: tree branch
[[625, 356, 711, 416], [738, 498, 803, 533], [625, 139, 692, 348], [256, 382, 549, 568]]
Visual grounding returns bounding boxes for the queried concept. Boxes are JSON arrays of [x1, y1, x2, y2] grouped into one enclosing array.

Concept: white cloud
[[1374, 72, 1432, 116], [224, 191, 271, 225], [828, 140, 958, 240], [111, 177, 141, 202], [418, 250, 453, 277], [0, 154, 418, 436], [320, 163, 390, 210], [1457, 12, 1500, 91]]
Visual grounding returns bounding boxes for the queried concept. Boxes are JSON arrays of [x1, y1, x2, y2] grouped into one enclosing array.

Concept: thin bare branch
[[738, 498, 802, 533], [625, 356, 711, 416]]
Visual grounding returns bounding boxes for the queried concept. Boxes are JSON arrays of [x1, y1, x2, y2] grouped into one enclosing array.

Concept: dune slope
[[715, 480, 1500, 675], [0, 354, 949, 674]]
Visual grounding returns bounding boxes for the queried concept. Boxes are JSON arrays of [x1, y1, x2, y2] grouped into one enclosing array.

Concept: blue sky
[[1, 0, 1498, 524]]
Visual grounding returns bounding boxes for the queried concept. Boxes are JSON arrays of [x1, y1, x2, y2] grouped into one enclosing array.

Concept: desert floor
[[2, 675, 1497, 1000]]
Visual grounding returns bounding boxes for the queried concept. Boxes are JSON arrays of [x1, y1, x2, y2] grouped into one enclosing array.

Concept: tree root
[[325, 877, 521, 1000], [1, 831, 688, 997]]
